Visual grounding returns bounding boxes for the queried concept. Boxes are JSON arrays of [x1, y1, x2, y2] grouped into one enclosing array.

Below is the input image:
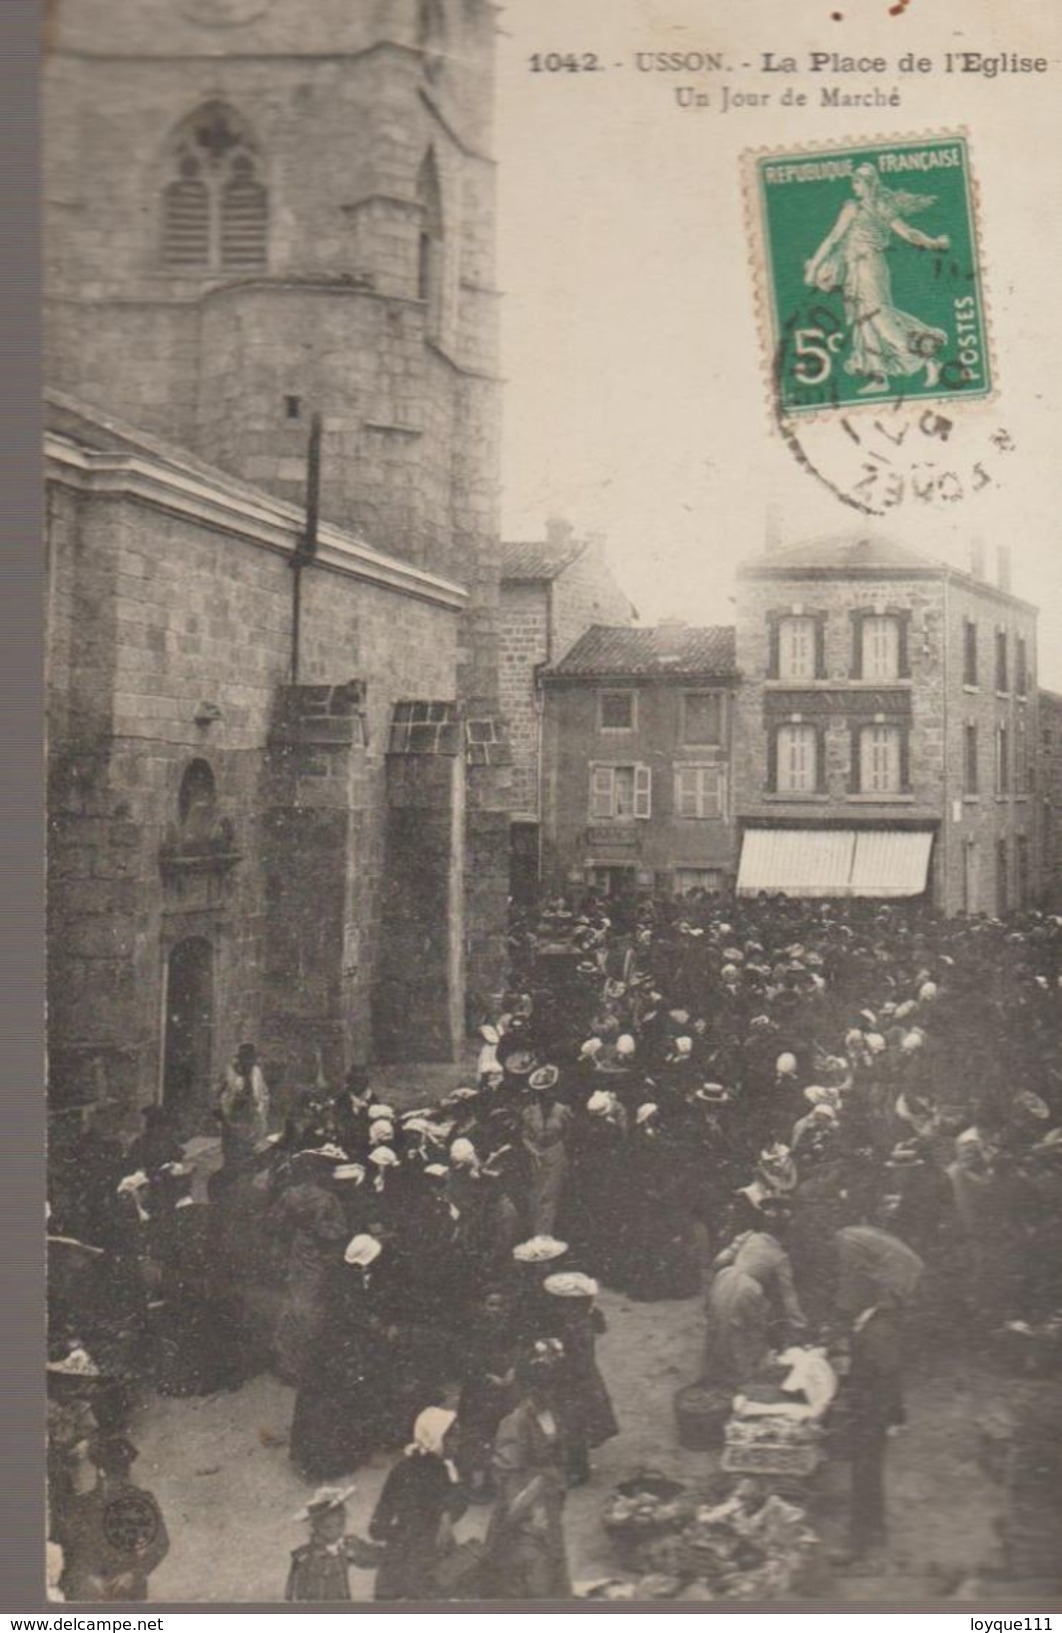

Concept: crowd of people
[[46, 891, 1062, 1600]]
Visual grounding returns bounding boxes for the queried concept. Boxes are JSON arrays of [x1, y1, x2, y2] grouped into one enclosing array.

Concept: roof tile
[[547, 624, 737, 678]]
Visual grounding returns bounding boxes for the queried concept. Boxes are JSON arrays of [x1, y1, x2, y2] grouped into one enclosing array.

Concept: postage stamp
[[748, 132, 992, 417]]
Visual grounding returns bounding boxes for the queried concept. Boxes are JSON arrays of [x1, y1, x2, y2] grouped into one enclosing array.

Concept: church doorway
[[162, 936, 214, 1127]]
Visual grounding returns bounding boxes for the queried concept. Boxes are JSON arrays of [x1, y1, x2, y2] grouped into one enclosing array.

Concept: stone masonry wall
[[733, 565, 1041, 914], [733, 571, 948, 904], [498, 583, 547, 820], [551, 538, 636, 664], [46, 478, 459, 1124]]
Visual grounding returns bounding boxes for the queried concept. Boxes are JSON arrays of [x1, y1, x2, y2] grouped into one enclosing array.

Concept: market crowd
[[46, 892, 1062, 1601]]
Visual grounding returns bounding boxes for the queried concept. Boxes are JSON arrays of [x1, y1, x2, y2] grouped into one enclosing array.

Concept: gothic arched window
[[416, 149, 444, 334], [161, 103, 268, 272]]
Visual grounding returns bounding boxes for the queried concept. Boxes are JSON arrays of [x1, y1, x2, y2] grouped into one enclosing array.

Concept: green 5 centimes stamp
[[749, 133, 991, 416]]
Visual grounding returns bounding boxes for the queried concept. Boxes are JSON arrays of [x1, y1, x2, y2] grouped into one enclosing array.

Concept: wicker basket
[[720, 1440, 821, 1477], [674, 1382, 731, 1451]]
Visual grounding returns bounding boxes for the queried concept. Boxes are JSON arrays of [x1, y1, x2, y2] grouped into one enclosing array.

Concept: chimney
[[969, 538, 985, 579], [996, 544, 1012, 594], [545, 515, 575, 548], [655, 617, 687, 664]]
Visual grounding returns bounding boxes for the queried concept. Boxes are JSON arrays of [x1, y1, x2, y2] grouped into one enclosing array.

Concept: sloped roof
[[741, 534, 941, 576], [501, 538, 588, 581], [739, 530, 1037, 610], [546, 624, 738, 679]]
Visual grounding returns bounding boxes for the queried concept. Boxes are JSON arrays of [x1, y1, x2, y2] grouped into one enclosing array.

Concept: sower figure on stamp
[[804, 165, 950, 394]]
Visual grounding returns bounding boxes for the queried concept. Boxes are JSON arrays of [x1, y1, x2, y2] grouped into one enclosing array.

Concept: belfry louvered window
[[162, 104, 267, 272]]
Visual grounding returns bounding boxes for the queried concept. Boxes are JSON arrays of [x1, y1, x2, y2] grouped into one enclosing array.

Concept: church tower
[[44, 0, 509, 1103]]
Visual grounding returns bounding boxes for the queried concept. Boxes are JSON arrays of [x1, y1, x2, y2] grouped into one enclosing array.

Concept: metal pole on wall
[[290, 411, 323, 684]]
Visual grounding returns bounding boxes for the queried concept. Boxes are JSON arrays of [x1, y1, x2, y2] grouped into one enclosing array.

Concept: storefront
[[736, 826, 936, 900]]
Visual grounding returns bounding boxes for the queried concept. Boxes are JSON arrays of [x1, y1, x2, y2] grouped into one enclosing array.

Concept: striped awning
[[737, 828, 933, 899]]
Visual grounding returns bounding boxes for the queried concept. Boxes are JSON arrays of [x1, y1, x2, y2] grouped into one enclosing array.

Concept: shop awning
[[737, 828, 933, 899], [848, 829, 934, 898]]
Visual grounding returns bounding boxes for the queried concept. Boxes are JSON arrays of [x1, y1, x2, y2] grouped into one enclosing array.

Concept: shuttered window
[[776, 724, 818, 793], [859, 724, 902, 794], [588, 764, 651, 820], [674, 764, 724, 818], [778, 617, 817, 681], [862, 616, 900, 681]]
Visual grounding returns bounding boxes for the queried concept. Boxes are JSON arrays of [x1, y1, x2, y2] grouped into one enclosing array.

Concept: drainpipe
[[290, 412, 322, 684]]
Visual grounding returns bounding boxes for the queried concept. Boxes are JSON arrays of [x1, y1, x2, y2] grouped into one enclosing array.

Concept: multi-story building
[[1038, 690, 1062, 911], [539, 624, 741, 901], [44, 0, 510, 1128], [732, 535, 1040, 914], [499, 521, 635, 901]]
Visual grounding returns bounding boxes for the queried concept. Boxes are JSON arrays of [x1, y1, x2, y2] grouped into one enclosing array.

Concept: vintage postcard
[[42, 0, 1062, 1611]]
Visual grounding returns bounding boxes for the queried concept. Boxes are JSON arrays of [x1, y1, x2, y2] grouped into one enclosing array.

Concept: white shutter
[[675, 767, 698, 818], [702, 766, 723, 817], [860, 725, 900, 793], [863, 617, 899, 681], [780, 617, 815, 681], [634, 764, 652, 819], [589, 765, 614, 820]]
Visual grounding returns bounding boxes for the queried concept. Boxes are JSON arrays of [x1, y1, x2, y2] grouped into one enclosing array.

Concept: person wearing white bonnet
[[368, 1146, 399, 1193], [449, 1137, 479, 1168], [542, 1271, 618, 1485], [791, 1087, 842, 1152], [371, 1406, 467, 1599], [586, 1088, 626, 1131], [615, 1034, 636, 1058], [116, 1169, 152, 1223], [369, 1118, 395, 1146], [544, 1270, 599, 1299], [512, 1236, 568, 1263], [343, 1233, 382, 1268], [865, 1031, 886, 1055], [775, 1052, 798, 1080], [634, 1102, 659, 1128]]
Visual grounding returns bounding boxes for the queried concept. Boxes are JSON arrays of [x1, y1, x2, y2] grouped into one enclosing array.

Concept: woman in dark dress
[[622, 1107, 701, 1301], [542, 1273, 618, 1484], [562, 1092, 628, 1287], [369, 1407, 468, 1601], [482, 1342, 572, 1600], [457, 1290, 521, 1498], [267, 1152, 349, 1385], [289, 1234, 396, 1480]]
